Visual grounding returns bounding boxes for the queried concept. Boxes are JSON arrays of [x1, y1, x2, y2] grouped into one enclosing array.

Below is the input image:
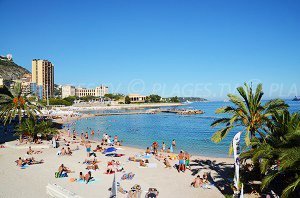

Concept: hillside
[[0, 59, 30, 80]]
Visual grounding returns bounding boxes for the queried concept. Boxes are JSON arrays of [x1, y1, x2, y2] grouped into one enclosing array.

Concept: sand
[[0, 133, 234, 198]]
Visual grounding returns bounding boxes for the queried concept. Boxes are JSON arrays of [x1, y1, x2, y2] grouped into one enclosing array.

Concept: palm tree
[[241, 111, 300, 198], [211, 83, 288, 149], [16, 118, 58, 141], [0, 83, 41, 125]]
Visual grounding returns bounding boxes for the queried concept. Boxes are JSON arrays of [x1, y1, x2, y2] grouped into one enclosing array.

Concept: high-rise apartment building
[[31, 59, 54, 98]]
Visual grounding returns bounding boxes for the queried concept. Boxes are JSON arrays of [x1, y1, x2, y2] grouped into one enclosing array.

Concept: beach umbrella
[[110, 173, 117, 198], [170, 144, 173, 153]]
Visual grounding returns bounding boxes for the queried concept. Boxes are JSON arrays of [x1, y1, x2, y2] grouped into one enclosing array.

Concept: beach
[[0, 127, 234, 198]]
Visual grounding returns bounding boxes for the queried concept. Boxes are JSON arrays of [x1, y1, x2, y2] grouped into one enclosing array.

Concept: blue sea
[[66, 100, 300, 158]]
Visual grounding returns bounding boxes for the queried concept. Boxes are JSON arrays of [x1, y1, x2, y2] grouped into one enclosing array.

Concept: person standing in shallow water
[[172, 139, 176, 147]]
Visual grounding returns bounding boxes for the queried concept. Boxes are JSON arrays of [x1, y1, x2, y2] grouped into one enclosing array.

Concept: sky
[[0, 0, 299, 100]]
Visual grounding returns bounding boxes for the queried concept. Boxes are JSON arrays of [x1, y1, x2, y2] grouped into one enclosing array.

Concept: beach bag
[[55, 172, 60, 178]]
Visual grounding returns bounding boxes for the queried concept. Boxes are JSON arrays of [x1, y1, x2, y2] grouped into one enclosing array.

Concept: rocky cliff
[[0, 59, 30, 80]]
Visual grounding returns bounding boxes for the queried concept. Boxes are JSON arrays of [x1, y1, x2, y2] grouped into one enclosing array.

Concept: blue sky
[[0, 0, 299, 99]]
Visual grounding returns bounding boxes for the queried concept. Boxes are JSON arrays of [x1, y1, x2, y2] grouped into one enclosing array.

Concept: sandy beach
[[0, 127, 234, 198]]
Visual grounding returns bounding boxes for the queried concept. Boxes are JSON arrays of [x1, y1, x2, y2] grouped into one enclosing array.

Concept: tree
[[16, 118, 58, 141], [211, 83, 288, 150], [0, 83, 42, 125], [125, 96, 131, 104], [241, 111, 300, 197], [104, 93, 124, 101], [149, 94, 161, 103], [63, 96, 79, 104], [170, 96, 180, 103]]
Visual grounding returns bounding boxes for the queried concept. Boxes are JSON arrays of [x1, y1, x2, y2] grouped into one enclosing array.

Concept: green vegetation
[[42, 98, 72, 106], [147, 94, 161, 103], [104, 93, 124, 101], [16, 119, 58, 140], [240, 111, 300, 198], [169, 96, 180, 103], [211, 83, 287, 151], [0, 83, 42, 125], [125, 96, 131, 104], [63, 96, 79, 104], [80, 95, 98, 102], [211, 83, 299, 197]]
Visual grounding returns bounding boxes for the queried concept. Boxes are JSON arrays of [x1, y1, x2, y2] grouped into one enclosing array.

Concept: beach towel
[[138, 163, 157, 169], [20, 164, 29, 169], [103, 147, 117, 154], [121, 172, 135, 180], [77, 178, 97, 184]]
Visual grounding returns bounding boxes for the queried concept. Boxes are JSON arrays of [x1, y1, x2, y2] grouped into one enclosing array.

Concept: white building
[[62, 85, 76, 98], [128, 94, 146, 103], [75, 85, 108, 97]]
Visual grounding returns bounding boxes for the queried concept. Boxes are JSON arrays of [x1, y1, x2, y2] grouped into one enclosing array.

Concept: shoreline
[[58, 102, 184, 112]]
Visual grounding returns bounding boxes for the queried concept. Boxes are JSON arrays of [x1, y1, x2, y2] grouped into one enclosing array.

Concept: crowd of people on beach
[[12, 121, 213, 197]]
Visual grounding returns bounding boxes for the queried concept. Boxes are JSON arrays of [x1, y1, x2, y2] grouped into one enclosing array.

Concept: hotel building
[[75, 85, 108, 97], [62, 85, 76, 98], [31, 59, 54, 99]]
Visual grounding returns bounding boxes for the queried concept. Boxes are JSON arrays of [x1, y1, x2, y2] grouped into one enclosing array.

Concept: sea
[[66, 100, 300, 158]]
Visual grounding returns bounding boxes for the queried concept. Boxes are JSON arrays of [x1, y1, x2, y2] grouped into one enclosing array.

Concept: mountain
[[292, 96, 300, 101], [0, 58, 30, 80]]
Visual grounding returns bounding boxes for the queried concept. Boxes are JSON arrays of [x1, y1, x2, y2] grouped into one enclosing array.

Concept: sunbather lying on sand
[[86, 161, 99, 170], [27, 146, 42, 155], [93, 145, 103, 152], [84, 158, 100, 165], [16, 157, 44, 166], [164, 158, 172, 169], [128, 157, 143, 162], [139, 160, 147, 167], [191, 175, 203, 188]]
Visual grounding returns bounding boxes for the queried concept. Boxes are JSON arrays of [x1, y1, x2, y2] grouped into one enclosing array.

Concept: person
[[52, 136, 57, 148], [27, 146, 34, 155], [140, 160, 147, 167], [84, 171, 93, 184], [78, 172, 84, 181], [85, 132, 89, 140], [203, 172, 209, 184], [72, 130, 76, 140], [145, 147, 151, 154], [66, 147, 72, 155], [61, 147, 66, 155], [185, 152, 191, 170], [162, 142, 166, 152], [114, 135, 118, 144], [191, 175, 203, 188], [93, 145, 103, 152], [152, 142, 159, 154], [167, 147, 171, 153], [106, 160, 115, 174], [58, 164, 72, 177], [16, 157, 25, 167], [172, 139, 176, 147], [85, 141, 91, 157], [177, 150, 186, 173], [91, 130, 94, 135], [163, 158, 172, 169], [86, 161, 99, 170], [67, 128, 70, 137]]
